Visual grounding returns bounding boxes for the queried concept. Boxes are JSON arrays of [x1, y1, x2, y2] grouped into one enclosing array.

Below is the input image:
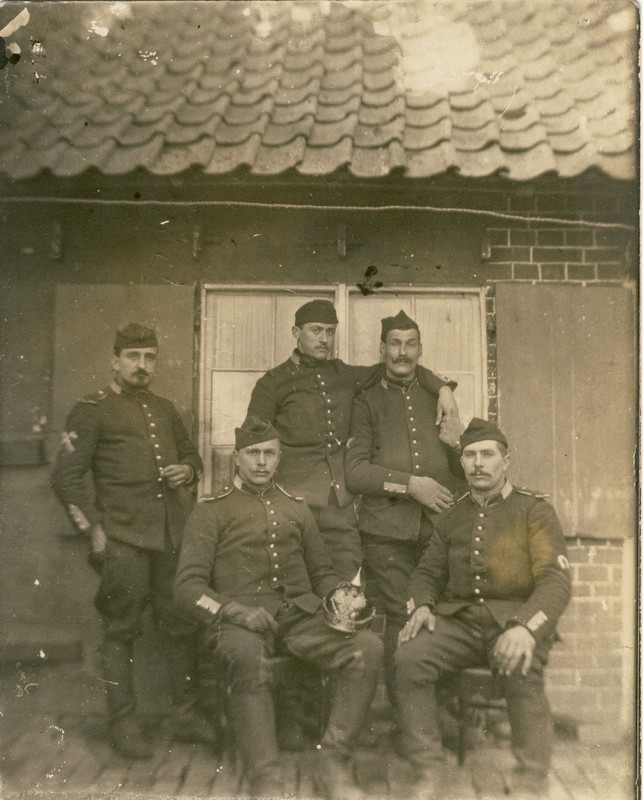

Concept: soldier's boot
[[313, 632, 383, 799], [101, 639, 154, 759], [274, 660, 316, 751], [166, 639, 219, 747], [227, 688, 281, 793], [321, 633, 382, 752], [504, 668, 552, 794], [312, 749, 366, 800], [248, 764, 284, 798]]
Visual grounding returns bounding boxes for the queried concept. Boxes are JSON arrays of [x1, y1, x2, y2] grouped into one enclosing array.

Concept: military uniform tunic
[[51, 380, 203, 643], [52, 381, 202, 550], [409, 482, 572, 642], [247, 351, 451, 579], [345, 376, 463, 542], [247, 351, 450, 509], [174, 476, 339, 618]]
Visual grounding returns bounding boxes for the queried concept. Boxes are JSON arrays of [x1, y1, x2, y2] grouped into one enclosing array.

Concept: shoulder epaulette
[[78, 388, 108, 405], [515, 486, 550, 500], [275, 483, 304, 501], [209, 485, 234, 501]]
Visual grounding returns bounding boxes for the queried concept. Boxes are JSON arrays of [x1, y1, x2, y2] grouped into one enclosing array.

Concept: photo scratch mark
[[88, 20, 109, 38], [0, 8, 29, 69], [49, 724, 65, 742], [139, 49, 158, 65], [0, 7, 30, 38], [356, 265, 383, 296], [498, 86, 518, 118]]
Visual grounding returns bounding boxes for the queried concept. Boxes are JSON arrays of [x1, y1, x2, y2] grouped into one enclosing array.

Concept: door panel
[[208, 293, 274, 371]]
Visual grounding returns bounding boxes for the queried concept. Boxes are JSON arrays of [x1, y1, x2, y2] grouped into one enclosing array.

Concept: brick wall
[[546, 537, 634, 742], [484, 224, 632, 283], [482, 192, 634, 286]]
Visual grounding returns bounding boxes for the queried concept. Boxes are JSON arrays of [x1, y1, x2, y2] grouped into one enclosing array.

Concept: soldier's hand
[[87, 523, 107, 574], [436, 386, 459, 426], [89, 523, 107, 554], [439, 413, 464, 450], [162, 464, 192, 488], [492, 625, 536, 676], [408, 476, 453, 512], [399, 605, 436, 644], [220, 600, 278, 635]]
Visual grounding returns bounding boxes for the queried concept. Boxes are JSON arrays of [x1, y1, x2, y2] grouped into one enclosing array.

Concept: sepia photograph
[[0, 1, 638, 799]]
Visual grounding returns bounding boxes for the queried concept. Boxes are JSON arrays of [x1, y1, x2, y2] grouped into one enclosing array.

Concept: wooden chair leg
[[457, 696, 467, 766], [318, 673, 333, 741]]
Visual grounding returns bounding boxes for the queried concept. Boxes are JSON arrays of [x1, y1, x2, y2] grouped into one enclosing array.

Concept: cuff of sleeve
[[411, 592, 438, 611], [508, 609, 549, 638], [68, 504, 97, 532], [196, 593, 223, 617], [383, 471, 411, 495], [183, 463, 202, 486]]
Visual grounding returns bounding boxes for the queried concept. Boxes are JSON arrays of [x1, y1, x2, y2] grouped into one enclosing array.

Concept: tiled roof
[[0, 0, 636, 181]]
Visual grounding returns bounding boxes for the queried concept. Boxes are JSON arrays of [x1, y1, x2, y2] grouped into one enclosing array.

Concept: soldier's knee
[[394, 637, 430, 684], [354, 630, 384, 669], [503, 668, 546, 698]]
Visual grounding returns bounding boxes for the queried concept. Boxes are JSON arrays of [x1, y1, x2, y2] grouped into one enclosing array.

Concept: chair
[[453, 666, 507, 765]]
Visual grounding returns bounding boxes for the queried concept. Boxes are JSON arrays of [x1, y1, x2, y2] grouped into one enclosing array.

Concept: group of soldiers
[[52, 300, 572, 800]]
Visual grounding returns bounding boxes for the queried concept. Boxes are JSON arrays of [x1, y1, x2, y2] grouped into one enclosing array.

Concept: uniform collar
[[291, 348, 329, 369], [470, 480, 513, 507], [381, 375, 418, 391], [233, 473, 276, 496], [109, 379, 152, 398]]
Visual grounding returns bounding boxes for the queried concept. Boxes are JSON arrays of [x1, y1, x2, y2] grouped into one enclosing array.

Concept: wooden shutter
[[496, 283, 636, 538], [53, 283, 196, 443]]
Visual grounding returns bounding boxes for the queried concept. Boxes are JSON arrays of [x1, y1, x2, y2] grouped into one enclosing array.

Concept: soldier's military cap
[[114, 322, 158, 350], [235, 416, 280, 450], [381, 309, 420, 342], [295, 300, 338, 327], [460, 417, 508, 449]]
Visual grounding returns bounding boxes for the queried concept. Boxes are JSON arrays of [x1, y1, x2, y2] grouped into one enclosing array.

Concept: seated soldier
[[174, 416, 383, 800], [395, 418, 572, 800]]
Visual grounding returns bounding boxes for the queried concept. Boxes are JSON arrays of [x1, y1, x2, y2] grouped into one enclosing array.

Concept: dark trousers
[[395, 605, 553, 778], [362, 533, 430, 709], [209, 604, 383, 781], [311, 491, 363, 582], [95, 533, 197, 641], [95, 533, 200, 719]]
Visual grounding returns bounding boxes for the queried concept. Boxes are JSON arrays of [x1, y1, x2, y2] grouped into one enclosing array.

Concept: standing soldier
[[247, 299, 459, 582], [344, 310, 465, 716], [52, 323, 214, 758]]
